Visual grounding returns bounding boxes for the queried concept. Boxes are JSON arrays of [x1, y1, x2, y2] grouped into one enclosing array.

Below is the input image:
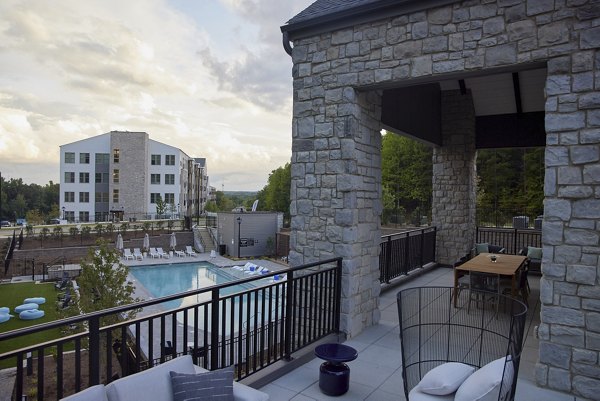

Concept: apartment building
[[59, 131, 209, 222]]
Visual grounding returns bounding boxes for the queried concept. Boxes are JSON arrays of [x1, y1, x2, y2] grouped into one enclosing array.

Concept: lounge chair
[[133, 248, 144, 261], [157, 247, 170, 258], [185, 246, 197, 257], [233, 262, 255, 271], [123, 249, 135, 260], [149, 248, 160, 258], [246, 266, 269, 275], [55, 276, 70, 291], [174, 249, 185, 257]]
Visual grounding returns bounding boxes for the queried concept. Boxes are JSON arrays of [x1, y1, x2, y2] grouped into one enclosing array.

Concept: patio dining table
[[453, 253, 527, 307]]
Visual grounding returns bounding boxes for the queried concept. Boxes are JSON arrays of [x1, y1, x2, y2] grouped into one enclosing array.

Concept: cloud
[[0, 0, 312, 190]]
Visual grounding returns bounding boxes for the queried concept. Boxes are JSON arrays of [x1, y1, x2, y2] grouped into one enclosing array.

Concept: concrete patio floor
[[258, 266, 585, 401]]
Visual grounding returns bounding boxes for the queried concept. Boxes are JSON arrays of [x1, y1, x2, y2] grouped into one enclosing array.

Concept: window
[[166, 155, 175, 165], [65, 152, 75, 163], [165, 174, 175, 185], [165, 193, 175, 204], [151, 174, 161, 184], [79, 192, 89, 203], [95, 172, 109, 183], [64, 172, 75, 183], [151, 154, 161, 165], [95, 192, 109, 202], [64, 211, 74, 221], [95, 153, 109, 164], [80, 153, 90, 164], [95, 212, 108, 222], [113, 169, 119, 183], [79, 172, 89, 183], [113, 148, 120, 163], [79, 211, 89, 222], [113, 189, 119, 203], [150, 193, 160, 204], [64, 192, 75, 202]]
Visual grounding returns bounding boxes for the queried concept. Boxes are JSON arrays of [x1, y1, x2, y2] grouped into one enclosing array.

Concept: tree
[[155, 195, 167, 217], [256, 163, 291, 221], [381, 132, 433, 224], [77, 240, 138, 325]]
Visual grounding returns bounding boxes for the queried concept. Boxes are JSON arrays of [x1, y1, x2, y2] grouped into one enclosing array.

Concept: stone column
[[432, 90, 477, 265], [535, 50, 600, 398], [289, 83, 383, 337]]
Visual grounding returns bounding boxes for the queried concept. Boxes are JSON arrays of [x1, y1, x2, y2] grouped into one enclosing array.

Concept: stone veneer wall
[[110, 132, 149, 219], [289, 86, 383, 336], [288, 0, 599, 396], [432, 90, 477, 265]]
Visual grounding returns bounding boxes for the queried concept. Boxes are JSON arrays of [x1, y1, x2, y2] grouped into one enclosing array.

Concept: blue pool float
[[0, 307, 9, 314], [23, 297, 46, 305], [0, 313, 11, 323], [19, 309, 45, 320], [14, 303, 39, 314]]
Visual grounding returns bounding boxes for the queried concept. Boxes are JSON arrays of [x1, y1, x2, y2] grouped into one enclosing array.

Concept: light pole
[[62, 206, 65, 220], [237, 217, 241, 258]]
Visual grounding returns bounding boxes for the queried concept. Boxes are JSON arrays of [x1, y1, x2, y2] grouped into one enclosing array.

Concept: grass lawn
[[0, 282, 71, 363]]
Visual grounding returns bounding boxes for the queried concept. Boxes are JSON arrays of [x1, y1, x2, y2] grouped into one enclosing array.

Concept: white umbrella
[[116, 233, 124, 251], [170, 232, 177, 250], [143, 233, 150, 251]]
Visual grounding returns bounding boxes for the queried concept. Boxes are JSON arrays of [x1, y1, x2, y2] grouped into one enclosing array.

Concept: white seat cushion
[[455, 357, 511, 401], [417, 362, 475, 395], [105, 355, 196, 401], [60, 384, 108, 401], [409, 387, 455, 401]]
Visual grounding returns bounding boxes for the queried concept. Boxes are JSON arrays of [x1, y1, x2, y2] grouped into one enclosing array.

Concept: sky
[[0, 0, 314, 191]]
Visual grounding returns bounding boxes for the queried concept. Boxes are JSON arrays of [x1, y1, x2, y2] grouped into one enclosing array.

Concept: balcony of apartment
[[0, 226, 571, 401]]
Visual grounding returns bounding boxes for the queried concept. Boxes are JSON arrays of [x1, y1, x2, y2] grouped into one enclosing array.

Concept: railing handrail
[[380, 226, 436, 241], [0, 257, 342, 342]]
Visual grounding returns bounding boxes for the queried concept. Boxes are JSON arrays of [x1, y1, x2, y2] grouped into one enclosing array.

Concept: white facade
[[59, 131, 209, 222]]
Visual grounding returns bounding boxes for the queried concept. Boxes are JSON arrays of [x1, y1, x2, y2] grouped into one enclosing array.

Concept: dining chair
[[453, 254, 470, 301], [502, 262, 529, 307], [467, 271, 501, 315]]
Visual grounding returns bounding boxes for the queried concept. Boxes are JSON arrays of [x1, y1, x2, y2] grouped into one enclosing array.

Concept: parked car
[[0, 220, 11, 227], [16, 218, 27, 226], [48, 218, 61, 225]]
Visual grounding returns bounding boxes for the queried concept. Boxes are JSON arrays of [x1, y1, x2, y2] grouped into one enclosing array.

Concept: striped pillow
[[170, 367, 234, 401]]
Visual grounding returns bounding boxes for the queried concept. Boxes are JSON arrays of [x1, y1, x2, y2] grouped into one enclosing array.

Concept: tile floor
[[259, 267, 585, 401]]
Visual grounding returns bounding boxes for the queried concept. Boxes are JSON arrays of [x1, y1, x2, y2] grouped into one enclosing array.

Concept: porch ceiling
[[381, 67, 547, 149]]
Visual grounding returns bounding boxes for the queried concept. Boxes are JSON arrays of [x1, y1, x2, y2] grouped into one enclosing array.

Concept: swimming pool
[[129, 262, 257, 311]]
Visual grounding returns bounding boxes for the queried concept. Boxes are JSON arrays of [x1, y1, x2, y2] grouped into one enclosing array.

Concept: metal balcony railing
[[0, 258, 342, 400]]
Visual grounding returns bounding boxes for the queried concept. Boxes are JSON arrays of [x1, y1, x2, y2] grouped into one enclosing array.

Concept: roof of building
[[281, 0, 458, 41]]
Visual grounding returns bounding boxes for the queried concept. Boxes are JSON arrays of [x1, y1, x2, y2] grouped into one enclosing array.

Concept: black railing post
[[284, 270, 294, 361], [513, 228, 518, 255], [89, 315, 100, 385], [334, 259, 342, 333], [210, 288, 219, 370], [419, 228, 425, 268], [385, 236, 392, 283], [403, 233, 410, 275]]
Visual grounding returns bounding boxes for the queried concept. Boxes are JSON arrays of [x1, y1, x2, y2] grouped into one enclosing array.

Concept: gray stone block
[[573, 376, 600, 399], [540, 341, 572, 369], [566, 264, 597, 284], [546, 112, 586, 132], [483, 16, 505, 36], [423, 36, 448, 53], [547, 367, 573, 392], [573, 348, 598, 364], [551, 325, 585, 347], [557, 166, 582, 184], [544, 199, 572, 220], [558, 186, 594, 198], [580, 26, 600, 49], [573, 199, 600, 218], [543, 305, 585, 327], [583, 165, 600, 184], [428, 6, 452, 24], [527, 0, 555, 15], [538, 21, 570, 47]]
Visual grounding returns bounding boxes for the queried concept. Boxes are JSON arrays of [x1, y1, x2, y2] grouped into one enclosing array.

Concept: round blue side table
[[314, 343, 358, 396]]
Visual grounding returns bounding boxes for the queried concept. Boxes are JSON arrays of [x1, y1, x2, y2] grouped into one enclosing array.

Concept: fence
[[379, 227, 437, 283], [0, 258, 342, 400], [476, 207, 543, 229], [475, 227, 542, 255]]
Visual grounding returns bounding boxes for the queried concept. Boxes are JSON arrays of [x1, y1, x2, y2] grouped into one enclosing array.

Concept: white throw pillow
[[418, 362, 476, 395], [409, 387, 455, 401], [455, 357, 512, 401]]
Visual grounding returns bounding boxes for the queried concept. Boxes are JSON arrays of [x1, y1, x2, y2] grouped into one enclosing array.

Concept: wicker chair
[[397, 287, 527, 401]]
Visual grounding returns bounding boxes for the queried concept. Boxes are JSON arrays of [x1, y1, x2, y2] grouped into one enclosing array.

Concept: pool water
[[130, 262, 257, 311]]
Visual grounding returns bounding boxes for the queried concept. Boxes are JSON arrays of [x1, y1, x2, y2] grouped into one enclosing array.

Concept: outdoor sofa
[[60, 355, 269, 401]]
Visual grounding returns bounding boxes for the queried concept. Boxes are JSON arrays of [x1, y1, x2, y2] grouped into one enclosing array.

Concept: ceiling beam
[[512, 72, 523, 114], [458, 79, 467, 95]]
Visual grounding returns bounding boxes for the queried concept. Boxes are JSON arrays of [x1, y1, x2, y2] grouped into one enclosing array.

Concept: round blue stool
[[314, 343, 358, 396]]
